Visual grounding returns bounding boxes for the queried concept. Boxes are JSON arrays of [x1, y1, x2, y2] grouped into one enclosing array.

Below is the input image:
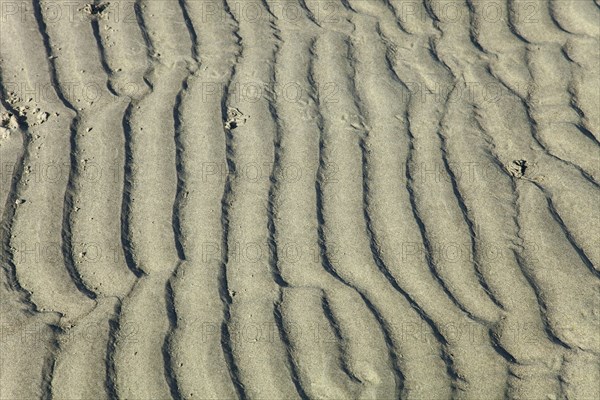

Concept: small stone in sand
[[508, 159, 528, 178], [224, 107, 248, 130]]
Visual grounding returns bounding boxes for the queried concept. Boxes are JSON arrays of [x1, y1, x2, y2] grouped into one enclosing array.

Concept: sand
[[0, 0, 599, 399]]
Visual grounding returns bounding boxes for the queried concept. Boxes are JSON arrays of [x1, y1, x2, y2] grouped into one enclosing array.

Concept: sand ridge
[[0, 0, 599, 399]]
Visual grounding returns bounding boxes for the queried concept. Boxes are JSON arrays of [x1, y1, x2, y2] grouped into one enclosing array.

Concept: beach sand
[[0, 0, 599, 399]]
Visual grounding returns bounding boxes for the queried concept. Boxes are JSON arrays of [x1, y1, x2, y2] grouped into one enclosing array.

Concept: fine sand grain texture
[[0, 0, 599, 399]]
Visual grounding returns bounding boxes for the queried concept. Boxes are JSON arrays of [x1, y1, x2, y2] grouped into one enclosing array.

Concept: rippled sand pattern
[[0, 0, 599, 399]]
